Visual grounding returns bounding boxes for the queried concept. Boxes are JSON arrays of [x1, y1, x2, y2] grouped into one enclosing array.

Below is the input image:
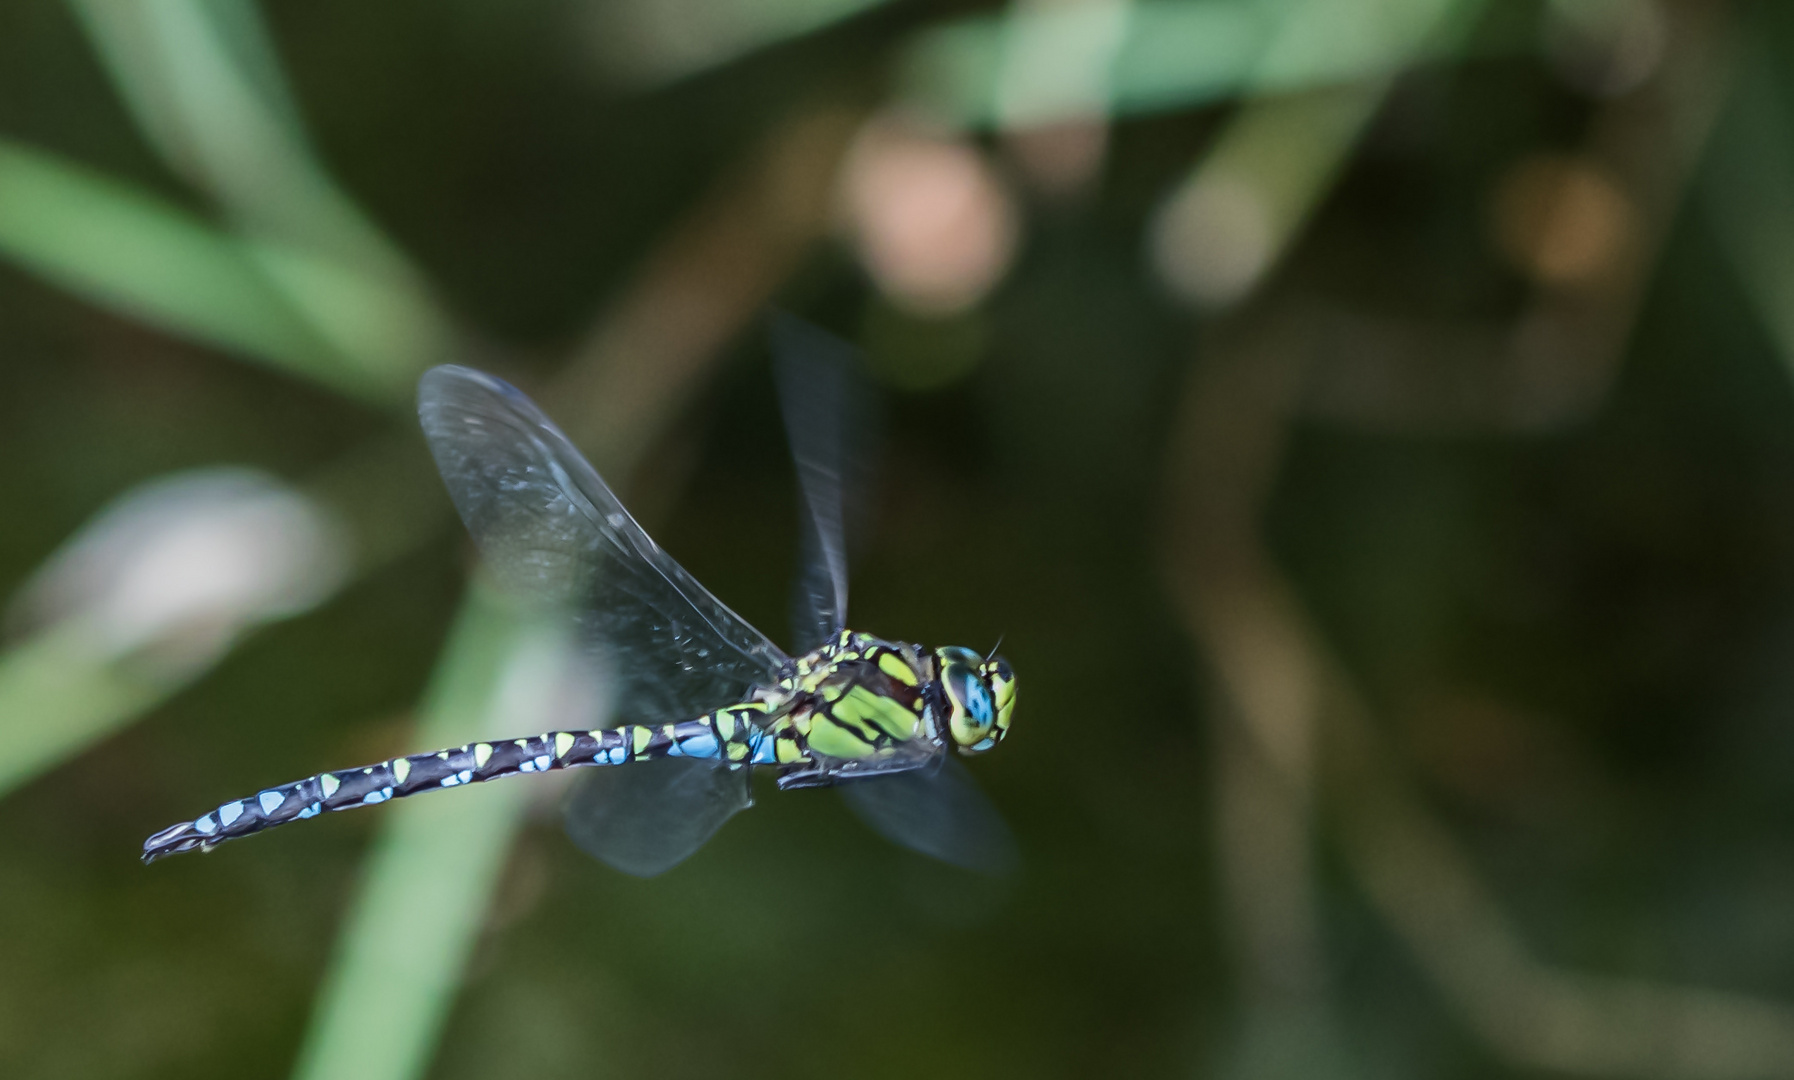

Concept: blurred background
[[4, 0, 1794, 1077]]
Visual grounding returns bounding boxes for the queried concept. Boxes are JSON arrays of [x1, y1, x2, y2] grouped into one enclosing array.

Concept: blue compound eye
[[937, 647, 1007, 752], [959, 673, 992, 724], [947, 665, 993, 745]]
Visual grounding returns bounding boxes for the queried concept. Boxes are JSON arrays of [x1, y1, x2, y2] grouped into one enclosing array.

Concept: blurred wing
[[564, 760, 752, 877], [770, 313, 876, 655], [838, 756, 1019, 875], [419, 365, 789, 724]]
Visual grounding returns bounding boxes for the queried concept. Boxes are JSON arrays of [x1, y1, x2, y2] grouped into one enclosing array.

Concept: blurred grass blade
[[244, 240, 452, 394], [0, 469, 349, 800], [0, 431, 454, 805], [181, 0, 309, 136], [587, 0, 891, 85], [0, 621, 175, 799], [1149, 0, 1483, 307], [288, 110, 847, 1080], [71, 0, 411, 275], [1705, 36, 1794, 378], [0, 140, 407, 401], [1150, 86, 1392, 307], [290, 589, 577, 1080], [282, 240, 790, 1079], [991, 0, 1135, 131], [900, 0, 1492, 130], [902, 0, 1254, 128], [71, 0, 309, 161], [1249, 0, 1476, 88], [69, 0, 454, 385]]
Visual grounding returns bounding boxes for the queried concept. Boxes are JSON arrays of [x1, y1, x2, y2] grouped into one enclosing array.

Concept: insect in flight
[[142, 314, 1017, 875]]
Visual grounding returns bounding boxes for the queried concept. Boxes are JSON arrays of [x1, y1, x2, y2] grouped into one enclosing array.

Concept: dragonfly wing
[[422, 365, 786, 871], [419, 365, 789, 724], [564, 760, 752, 877], [837, 755, 1020, 875], [769, 313, 877, 655]]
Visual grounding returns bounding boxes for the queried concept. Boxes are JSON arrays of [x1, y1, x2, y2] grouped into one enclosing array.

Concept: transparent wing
[[838, 755, 1020, 875], [769, 313, 876, 655], [419, 365, 789, 724], [421, 365, 784, 874], [564, 760, 752, 877]]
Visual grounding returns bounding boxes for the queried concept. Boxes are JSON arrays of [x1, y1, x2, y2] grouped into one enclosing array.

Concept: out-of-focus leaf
[[1706, 38, 1794, 380], [0, 435, 454, 807], [69, 0, 454, 385], [1150, 0, 1484, 307], [276, 114, 837, 1072], [245, 240, 452, 393], [903, 0, 1253, 129], [0, 469, 349, 800], [0, 140, 402, 401], [587, 0, 891, 85], [288, 590, 575, 1080], [0, 622, 173, 799], [900, 0, 1493, 130], [69, 0, 301, 179]]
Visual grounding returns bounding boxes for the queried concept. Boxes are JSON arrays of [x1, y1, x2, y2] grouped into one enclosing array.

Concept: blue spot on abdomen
[[679, 733, 719, 759]]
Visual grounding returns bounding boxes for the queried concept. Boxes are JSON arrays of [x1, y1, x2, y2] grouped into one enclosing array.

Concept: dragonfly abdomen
[[141, 710, 770, 864]]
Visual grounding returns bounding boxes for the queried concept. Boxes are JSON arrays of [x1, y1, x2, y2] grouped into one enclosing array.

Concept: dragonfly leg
[[774, 763, 835, 790]]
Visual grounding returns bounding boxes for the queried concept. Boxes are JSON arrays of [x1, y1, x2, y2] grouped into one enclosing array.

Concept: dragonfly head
[[933, 646, 1015, 754]]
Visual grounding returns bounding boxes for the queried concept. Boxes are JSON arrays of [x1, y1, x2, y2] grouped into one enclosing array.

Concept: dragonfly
[[142, 314, 1017, 875]]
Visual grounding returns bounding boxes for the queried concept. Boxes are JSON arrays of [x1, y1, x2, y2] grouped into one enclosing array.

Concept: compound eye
[[956, 669, 993, 727], [984, 658, 1015, 731], [945, 664, 994, 746]]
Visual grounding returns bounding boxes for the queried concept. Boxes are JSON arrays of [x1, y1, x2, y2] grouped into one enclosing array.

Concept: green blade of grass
[[288, 589, 555, 1080], [899, 0, 1494, 130], [1706, 36, 1794, 381], [1149, 0, 1483, 307], [590, 0, 893, 85], [0, 468, 352, 802], [0, 140, 399, 402], [282, 112, 842, 1080], [0, 433, 456, 808], [69, 0, 454, 387], [0, 620, 179, 800]]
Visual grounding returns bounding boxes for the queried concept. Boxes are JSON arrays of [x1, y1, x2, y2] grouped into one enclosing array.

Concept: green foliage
[[0, 141, 367, 396]]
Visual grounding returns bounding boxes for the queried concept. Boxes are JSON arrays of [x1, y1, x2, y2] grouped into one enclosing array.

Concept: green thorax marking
[[778, 631, 933, 764]]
